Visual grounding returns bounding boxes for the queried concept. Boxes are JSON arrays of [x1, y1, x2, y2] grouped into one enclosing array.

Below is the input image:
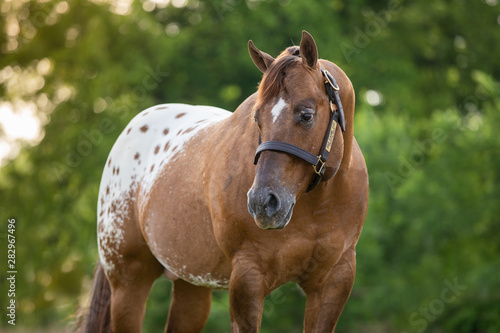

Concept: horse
[[82, 30, 368, 333]]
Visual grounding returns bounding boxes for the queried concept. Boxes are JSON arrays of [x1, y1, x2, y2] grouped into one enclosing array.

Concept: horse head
[[247, 31, 353, 230]]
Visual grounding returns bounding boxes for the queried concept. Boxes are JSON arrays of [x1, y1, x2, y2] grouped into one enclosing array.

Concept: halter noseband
[[253, 67, 346, 193]]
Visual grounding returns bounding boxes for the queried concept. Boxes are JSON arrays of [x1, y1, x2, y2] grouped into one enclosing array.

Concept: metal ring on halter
[[322, 69, 339, 91]]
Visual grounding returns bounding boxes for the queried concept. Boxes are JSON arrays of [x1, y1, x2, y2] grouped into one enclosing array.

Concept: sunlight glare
[[0, 102, 43, 165]]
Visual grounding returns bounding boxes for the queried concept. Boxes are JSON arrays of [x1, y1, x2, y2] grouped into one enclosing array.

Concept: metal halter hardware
[[253, 67, 346, 193]]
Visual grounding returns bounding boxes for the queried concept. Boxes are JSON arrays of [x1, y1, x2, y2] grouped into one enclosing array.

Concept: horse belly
[[143, 186, 232, 289]]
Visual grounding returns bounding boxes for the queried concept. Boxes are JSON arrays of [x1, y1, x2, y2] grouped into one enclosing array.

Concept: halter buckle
[[313, 156, 326, 176], [329, 100, 338, 113], [322, 69, 339, 91]]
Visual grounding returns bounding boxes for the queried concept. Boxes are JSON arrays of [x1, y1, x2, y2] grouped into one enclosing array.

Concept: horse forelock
[[255, 55, 301, 112]]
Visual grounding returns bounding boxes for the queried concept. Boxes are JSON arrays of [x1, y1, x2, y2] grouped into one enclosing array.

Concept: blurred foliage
[[0, 0, 499, 331]]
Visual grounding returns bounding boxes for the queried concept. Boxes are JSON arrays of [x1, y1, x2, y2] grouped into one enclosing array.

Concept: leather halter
[[253, 67, 346, 193]]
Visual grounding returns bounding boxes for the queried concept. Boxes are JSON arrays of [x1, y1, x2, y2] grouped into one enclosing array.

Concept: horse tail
[[81, 261, 112, 333]]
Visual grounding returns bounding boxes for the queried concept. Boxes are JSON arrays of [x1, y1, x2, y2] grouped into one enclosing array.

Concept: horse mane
[[255, 53, 301, 112]]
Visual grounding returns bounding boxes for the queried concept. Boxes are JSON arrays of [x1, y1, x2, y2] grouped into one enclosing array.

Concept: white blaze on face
[[271, 97, 287, 123]]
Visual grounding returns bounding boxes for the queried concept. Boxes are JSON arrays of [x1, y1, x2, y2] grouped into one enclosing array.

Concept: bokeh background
[[1, 0, 499, 332]]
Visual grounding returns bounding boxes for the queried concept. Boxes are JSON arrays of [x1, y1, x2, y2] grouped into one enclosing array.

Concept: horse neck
[[230, 93, 259, 136]]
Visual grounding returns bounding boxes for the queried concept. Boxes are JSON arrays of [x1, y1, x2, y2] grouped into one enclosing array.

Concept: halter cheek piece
[[253, 67, 346, 193]]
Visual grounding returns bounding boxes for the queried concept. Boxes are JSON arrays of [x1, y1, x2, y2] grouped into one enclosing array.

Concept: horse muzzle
[[247, 187, 296, 229]]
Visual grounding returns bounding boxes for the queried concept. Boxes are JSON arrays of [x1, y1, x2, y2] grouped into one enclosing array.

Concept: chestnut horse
[[83, 31, 368, 332]]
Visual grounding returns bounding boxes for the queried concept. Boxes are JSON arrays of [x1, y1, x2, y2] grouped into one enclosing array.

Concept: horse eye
[[300, 110, 314, 123]]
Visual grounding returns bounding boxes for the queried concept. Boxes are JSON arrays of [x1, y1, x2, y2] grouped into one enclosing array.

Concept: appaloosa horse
[[83, 31, 368, 332]]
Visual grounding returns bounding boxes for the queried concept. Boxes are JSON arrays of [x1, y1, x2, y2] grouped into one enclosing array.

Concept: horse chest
[[272, 236, 343, 279]]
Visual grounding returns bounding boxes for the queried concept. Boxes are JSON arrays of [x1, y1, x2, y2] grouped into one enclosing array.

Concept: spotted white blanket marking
[[97, 104, 230, 274]]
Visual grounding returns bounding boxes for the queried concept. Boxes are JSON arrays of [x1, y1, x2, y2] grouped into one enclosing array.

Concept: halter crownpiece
[[254, 67, 346, 192]]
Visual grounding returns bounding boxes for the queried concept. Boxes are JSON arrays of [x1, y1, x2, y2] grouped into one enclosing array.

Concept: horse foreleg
[[229, 259, 266, 333], [301, 247, 356, 333], [165, 278, 212, 333]]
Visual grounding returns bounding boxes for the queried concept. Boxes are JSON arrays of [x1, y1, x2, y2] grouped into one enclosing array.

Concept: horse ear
[[299, 30, 318, 69], [248, 40, 275, 73]]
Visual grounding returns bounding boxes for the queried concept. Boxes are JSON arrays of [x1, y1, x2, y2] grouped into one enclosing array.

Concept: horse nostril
[[264, 192, 281, 217]]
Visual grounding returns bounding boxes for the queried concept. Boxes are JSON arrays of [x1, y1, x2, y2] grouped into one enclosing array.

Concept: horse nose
[[247, 186, 295, 229], [247, 188, 281, 219], [263, 192, 281, 217]]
